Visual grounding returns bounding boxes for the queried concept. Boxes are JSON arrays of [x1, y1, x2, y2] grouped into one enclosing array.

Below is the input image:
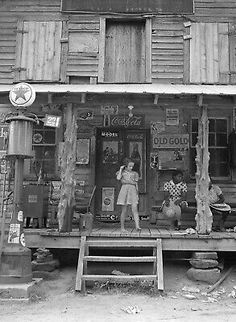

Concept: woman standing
[[116, 158, 141, 233]]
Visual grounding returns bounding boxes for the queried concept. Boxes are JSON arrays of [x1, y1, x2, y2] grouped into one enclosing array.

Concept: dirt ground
[[1, 262, 236, 322]]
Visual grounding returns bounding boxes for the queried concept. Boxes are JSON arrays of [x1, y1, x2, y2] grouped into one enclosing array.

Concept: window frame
[[98, 17, 152, 83], [190, 117, 230, 180], [24, 119, 59, 181]]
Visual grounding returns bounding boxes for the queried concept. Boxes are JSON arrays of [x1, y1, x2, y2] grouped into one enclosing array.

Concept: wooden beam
[[57, 103, 78, 232], [47, 93, 53, 104], [197, 94, 204, 107], [154, 94, 159, 105], [81, 93, 86, 104], [98, 17, 106, 83], [195, 105, 212, 234]]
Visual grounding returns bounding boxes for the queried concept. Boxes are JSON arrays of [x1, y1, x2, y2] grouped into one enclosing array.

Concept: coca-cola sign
[[109, 114, 145, 128]]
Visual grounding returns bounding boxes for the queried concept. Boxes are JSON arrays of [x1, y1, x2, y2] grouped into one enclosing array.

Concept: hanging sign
[[61, 0, 194, 14], [109, 114, 145, 128], [153, 134, 189, 149], [101, 105, 119, 115], [44, 114, 61, 128], [166, 108, 179, 126], [9, 82, 36, 108]]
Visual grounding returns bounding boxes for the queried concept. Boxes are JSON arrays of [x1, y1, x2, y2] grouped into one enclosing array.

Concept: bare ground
[[1, 262, 236, 322]]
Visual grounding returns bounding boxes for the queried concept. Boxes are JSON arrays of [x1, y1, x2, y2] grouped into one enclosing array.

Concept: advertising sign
[[153, 134, 189, 149], [9, 82, 36, 108], [102, 187, 115, 212], [61, 0, 194, 14], [109, 114, 145, 128]]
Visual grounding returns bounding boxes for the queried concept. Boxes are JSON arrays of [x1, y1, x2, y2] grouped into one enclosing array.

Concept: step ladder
[[75, 237, 164, 292]]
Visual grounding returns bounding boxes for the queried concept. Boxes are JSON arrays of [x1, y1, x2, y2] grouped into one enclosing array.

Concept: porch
[[24, 225, 236, 252]]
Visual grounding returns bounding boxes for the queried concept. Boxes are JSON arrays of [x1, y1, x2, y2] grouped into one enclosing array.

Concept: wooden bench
[[151, 183, 236, 229]]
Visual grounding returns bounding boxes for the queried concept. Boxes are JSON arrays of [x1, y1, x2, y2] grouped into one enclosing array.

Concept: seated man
[[208, 178, 231, 231], [162, 169, 188, 230]]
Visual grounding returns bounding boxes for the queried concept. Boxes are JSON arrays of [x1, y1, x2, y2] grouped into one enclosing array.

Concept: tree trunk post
[[57, 103, 77, 232], [195, 105, 212, 234]]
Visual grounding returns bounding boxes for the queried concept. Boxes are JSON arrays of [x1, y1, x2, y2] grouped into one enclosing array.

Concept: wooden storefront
[[1, 0, 236, 250]]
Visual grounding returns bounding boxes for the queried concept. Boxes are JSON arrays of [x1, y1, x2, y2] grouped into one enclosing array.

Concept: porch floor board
[[23, 226, 236, 252]]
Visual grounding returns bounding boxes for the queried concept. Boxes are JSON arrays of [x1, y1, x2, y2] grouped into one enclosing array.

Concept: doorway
[[95, 128, 148, 221]]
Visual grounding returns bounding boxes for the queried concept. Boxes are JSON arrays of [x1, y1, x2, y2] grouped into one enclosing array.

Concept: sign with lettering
[[44, 114, 61, 128], [153, 134, 189, 149], [110, 114, 145, 128], [61, 0, 193, 14]]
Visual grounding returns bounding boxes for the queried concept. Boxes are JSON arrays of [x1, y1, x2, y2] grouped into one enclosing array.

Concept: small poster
[[76, 138, 90, 164], [101, 105, 119, 115], [150, 121, 165, 134], [8, 223, 20, 244], [102, 187, 115, 211], [166, 109, 179, 126], [102, 141, 118, 164], [44, 114, 62, 128]]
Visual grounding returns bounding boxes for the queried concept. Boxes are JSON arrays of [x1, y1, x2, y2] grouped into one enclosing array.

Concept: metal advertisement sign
[[153, 134, 189, 149]]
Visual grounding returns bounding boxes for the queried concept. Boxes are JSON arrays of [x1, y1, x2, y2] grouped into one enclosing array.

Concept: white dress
[[117, 170, 139, 205]]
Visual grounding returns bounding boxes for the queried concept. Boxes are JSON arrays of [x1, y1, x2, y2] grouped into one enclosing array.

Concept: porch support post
[[195, 98, 212, 234], [57, 103, 77, 232]]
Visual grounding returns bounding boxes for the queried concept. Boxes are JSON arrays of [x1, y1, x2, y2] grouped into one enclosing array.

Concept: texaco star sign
[[9, 82, 36, 108]]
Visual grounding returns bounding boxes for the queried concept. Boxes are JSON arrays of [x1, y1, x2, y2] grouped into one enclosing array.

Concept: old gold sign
[[153, 134, 189, 149]]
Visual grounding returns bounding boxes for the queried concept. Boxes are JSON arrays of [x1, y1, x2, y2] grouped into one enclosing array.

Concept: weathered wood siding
[[152, 17, 184, 83], [0, 0, 61, 84], [1, 0, 236, 84], [190, 23, 230, 84], [194, 0, 236, 21], [67, 17, 100, 80]]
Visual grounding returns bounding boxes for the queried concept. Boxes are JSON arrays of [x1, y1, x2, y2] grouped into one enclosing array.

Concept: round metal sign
[[9, 82, 36, 108]]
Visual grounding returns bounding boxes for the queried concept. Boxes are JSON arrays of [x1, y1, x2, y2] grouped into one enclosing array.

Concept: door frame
[[98, 17, 152, 83]]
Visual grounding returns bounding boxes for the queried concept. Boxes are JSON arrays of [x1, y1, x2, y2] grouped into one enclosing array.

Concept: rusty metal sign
[[61, 0, 194, 14]]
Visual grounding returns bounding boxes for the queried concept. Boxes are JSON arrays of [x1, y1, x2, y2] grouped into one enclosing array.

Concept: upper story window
[[190, 118, 229, 178]]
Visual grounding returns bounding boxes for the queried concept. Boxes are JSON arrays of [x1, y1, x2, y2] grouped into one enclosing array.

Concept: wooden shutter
[[103, 20, 147, 83], [190, 23, 229, 84], [15, 21, 62, 82], [229, 23, 236, 83]]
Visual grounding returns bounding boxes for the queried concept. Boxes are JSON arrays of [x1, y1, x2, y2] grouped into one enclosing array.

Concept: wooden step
[[75, 236, 164, 292], [83, 256, 156, 262], [82, 275, 157, 281], [86, 239, 157, 248]]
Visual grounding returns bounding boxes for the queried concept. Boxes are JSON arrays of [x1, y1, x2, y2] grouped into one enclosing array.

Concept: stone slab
[[0, 278, 42, 300], [192, 252, 218, 260], [187, 267, 221, 284], [190, 259, 219, 269], [31, 259, 59, 272]]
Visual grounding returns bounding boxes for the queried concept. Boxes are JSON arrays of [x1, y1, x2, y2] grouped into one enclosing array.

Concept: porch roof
[[1, 84, 236, 95]]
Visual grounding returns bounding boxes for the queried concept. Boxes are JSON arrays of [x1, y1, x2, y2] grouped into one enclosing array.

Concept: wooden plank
[[98, 17, 105, 83], [156, 239, 164, 290], [145, 18, 152, 83], [86, 239, 157, 247], [60, 20, 69, 83], [218, 23, 229, 84], [82, 275, 156, 281], [75, 235, 86, 291], [83, 256, 156, 262]]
